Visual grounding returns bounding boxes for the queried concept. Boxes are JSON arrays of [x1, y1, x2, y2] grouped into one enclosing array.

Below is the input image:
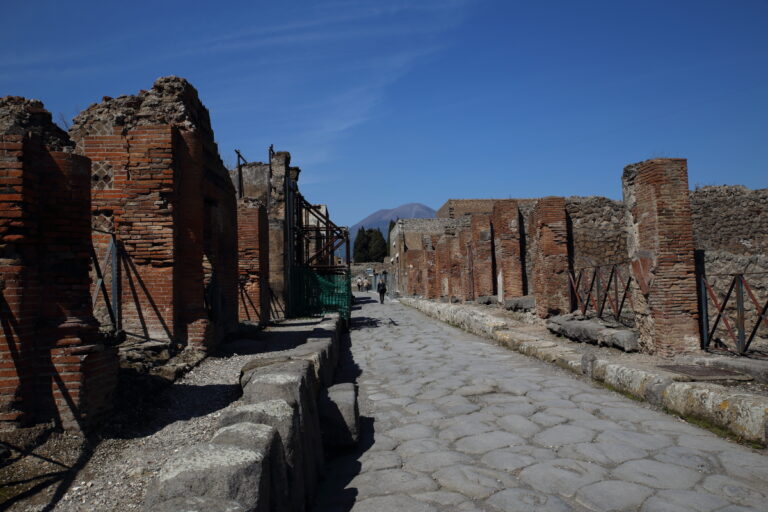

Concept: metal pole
[[112, 234, 122, 332], [736, 274, 746, 353]]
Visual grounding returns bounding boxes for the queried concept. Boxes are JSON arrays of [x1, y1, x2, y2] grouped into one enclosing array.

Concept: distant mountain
[[348, 203, 436, 260]]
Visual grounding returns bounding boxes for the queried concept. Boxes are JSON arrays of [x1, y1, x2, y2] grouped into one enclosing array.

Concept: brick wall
[[491, 200, 525, 301], [70, 77, 238, 363], [623, 159, 699, 356], [237, 200, 270, 325], [459, 227, 474, 301], [435, 236, 452, 298], [1, 97, 118, 429], [530, 197, 570, 317], [470, 214, 494, 298]]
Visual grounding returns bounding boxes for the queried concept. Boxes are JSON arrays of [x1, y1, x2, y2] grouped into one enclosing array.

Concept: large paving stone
[[402, 450, 470, 473], [574, 480, 653, 511], [611, 459, 701, 489], [349, 469, 439, 496], [557, 442, 648, 466], [351, 495, 437, 512], [396, 438, 447, 456], [387, 423, 434, 441], [518, 459, 607, 497], [653, 446, 720, 473], [360, 451, 402, 472], [596, 430, 673, 451], [454, 431, 524, 454], [486, 488, 573, 512], [533, 425, 595, 447], [148, 496, 246, 512], [640, 490, 728, 512], [700, 475, 768, 508], [496, 414, 541, 438], [432, 464, 515, 499]]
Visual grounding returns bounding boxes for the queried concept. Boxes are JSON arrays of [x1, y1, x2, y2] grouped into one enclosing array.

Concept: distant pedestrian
[[377, 279, 387, 304], [356, 277, 363, 292], [363, 278, 370, 292]]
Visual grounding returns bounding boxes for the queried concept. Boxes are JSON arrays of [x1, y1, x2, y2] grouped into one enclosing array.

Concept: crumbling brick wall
[[0, 97, 118, 429], [435, 236, 452, 298], [237, 199, 270, 325], [470, 214, 494, 299], [623, 159, 699, 356], [69, 77, 238, 365], [491, 200, 525, 301], [530, 197, 570, 317]]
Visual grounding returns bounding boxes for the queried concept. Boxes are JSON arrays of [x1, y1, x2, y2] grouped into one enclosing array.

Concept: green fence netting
[[289, 266, 351, 320]]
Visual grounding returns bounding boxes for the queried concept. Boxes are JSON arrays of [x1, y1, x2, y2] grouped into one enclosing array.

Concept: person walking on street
[[377, 279, 387, 304], [356, 277, 363, 292], [363, 278, 370, 292]]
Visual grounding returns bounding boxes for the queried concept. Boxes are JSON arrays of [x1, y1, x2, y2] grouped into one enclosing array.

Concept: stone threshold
[[400, 297, 768, 446]]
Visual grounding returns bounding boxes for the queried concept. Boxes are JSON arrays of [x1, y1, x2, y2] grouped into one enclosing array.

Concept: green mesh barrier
[[289, 266, 351, 320]]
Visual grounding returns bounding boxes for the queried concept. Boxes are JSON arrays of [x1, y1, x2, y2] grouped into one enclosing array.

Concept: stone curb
[[144, 313, 346, 512], [401, 298, 768, 445]]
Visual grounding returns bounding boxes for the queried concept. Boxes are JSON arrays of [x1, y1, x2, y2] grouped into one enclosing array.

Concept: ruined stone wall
[[623, 159, 699, 356], [0, 97, 118, 429], [436, 199, 498, 219], [690, 186, 768, 344], [70, 77, 238, 363], [237, 200, 270, 325], [565, 196, 628, 269]]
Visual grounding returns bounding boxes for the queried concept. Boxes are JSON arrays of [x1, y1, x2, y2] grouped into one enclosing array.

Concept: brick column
[[622, 159, 699, 356], [531, 197, 570, 317], [491, 200, 524, 302], [435, 236, 451, 299], [237, 200, 270, 325], [405, 250, 425, 296], [425, 235, 441, 299], [459, 228, 474, 300], [449, 234, 463, 301], [470, 214, 494, 299]]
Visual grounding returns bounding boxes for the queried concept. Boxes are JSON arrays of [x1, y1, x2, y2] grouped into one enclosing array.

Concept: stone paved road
[[313, 294, 768, 512]]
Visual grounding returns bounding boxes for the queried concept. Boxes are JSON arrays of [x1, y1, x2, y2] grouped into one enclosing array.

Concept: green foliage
[[367, 228, 387, 262], [353, 226, 370, 262]]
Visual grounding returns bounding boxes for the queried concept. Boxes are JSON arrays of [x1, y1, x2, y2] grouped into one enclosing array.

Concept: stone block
[[143, 443, 266, 510], [320, 383, 360, 448], [147, 496, 246, 512]]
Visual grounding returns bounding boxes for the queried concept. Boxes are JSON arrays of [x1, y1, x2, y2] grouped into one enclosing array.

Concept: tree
[[367, 228, 387, 262], [386, 219, 397, 256], [353, 226, 370, 262]]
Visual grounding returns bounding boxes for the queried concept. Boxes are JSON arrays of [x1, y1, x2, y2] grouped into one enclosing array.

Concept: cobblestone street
[[313, 293, 768, 512]]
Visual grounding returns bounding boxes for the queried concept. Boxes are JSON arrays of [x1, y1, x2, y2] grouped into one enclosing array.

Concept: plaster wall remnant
[[0, 97, 118, 430], [622, 158, 699, 356], [69, 77, 238, 368]]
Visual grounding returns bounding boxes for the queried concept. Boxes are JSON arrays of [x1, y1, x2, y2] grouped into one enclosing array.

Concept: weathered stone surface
[[352, 495, 438, 512], [486, 488, 573, 512], [518, 459, 607, 497], [454, 431, 524, 454], [144, 444, 265, 509], [147, 496, 247, 512], [575, 481, 653, 511], [611, 459, 701, 489], [432, 465, 513, 498], [349, 469, 439, 496], [319, 382, 359, 447]]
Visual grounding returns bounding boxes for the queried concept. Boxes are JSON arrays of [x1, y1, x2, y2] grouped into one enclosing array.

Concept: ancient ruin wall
[[491, 200, 525, 301], [565, 196, 628, 270], [470, 214, 495, 299], [530, 197, 570, 317], [0, 97, 118, 429], [436, 199, 499, 219], [623, 159, 699, 356], [70, 77, 238, 361], [237, 200, 270, 325]]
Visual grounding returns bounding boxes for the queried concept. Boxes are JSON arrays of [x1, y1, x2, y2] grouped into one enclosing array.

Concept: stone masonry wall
[[565, 196, 628, 270], [0, 97, 118, 429], [623, 158, 699, 356], [436, 199, 498, 219]]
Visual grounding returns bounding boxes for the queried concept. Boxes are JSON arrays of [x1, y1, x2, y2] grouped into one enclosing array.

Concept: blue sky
[[2, 0, 767, 226]]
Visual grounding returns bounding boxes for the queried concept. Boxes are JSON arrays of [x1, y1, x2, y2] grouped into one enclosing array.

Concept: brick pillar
[[425, 235, 440, 299], [1, 117, 117, 430], [448, 234, 463, 301], [405, 250, 425, 296], [531, 197, 570, 317], [237, 200, 270, 325], [491, 200, 524, 302], [622, 159, 699, 356], [459, 227, 474, 301], [435, 236, 451, 298], [470, 214, 494, 299]]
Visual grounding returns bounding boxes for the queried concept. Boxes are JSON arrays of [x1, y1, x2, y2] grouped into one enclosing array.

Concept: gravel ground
[[2, 319, 317, 512]]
